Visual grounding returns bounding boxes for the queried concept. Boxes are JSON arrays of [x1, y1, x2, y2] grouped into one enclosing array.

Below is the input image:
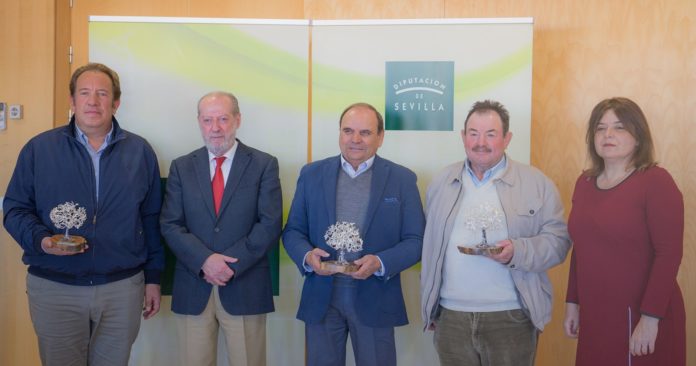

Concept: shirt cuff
[[302, 251, 314, 273], [374, 256, 385, 276]]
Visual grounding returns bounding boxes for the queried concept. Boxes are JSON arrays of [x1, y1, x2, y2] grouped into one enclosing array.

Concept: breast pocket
[[369, 197, 402, 244], [513, 197, 544, 236]]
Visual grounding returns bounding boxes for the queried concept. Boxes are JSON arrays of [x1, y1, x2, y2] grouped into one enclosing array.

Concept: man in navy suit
[[283, 102, 425, 366], [160, 91, 282, 366]]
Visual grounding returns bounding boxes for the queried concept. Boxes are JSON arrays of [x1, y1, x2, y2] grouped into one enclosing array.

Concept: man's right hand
[[202, 253, 238, 286], [40, 237, 87, 256], [306, 248, 337, 276]]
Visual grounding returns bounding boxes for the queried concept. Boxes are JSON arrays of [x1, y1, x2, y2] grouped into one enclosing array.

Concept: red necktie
[[212, 156, 226, 215]]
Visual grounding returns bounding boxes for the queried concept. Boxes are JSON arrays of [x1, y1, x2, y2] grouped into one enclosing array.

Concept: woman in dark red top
[[564, 97, 685, 366]]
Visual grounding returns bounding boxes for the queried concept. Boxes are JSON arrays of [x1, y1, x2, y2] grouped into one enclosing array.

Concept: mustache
[[472, 145, 492, 153]]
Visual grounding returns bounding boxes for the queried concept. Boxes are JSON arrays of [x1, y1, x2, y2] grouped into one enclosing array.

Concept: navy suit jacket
[[160, 141, 282, 315], [282, 155, 424, 327]]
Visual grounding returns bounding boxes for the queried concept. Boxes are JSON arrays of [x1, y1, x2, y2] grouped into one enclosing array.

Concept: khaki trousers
[[175, 287, 266, 366], [26, 272, 144, 366]]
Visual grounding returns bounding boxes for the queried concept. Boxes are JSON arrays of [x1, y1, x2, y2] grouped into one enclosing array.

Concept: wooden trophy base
[[50, 234, 87, 253], [457, 245, 503, 256], [320, 260, 359, 273]]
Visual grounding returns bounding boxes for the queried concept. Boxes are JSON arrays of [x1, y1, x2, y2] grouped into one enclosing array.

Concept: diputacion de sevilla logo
[[385, 61, 454, 131]]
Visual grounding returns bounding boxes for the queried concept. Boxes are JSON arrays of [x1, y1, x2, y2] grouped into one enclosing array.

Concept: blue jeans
[[434, 306, 538, 366]]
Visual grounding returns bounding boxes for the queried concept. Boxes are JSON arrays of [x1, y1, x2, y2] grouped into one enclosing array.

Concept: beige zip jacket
[[420, 157, 571, 331]]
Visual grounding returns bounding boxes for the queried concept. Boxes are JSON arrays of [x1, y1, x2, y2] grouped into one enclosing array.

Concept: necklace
[[597, 167, 635, 189]]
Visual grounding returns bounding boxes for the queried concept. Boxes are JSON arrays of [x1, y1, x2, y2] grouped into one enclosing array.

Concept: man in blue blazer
[[160, 91, 282, 366], [283, 102, 425, 366]]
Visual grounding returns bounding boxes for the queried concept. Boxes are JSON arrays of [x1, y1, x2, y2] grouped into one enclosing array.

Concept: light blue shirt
[[340, 155, 375, 178], [465, 155, 507, 187], [75, 124, 114, 201]]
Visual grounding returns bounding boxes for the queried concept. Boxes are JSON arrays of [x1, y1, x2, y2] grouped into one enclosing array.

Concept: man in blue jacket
[[283, 102, 425, 366], [3, 63, 164, 366]]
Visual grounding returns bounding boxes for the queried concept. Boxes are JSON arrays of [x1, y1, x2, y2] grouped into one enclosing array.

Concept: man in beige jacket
[[420, 100, 571, 366]]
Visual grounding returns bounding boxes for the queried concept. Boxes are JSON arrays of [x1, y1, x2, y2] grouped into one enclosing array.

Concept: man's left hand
[[142, 284, 161, 320], [489, 239, 514, 264], [350, 254, 381, 280]]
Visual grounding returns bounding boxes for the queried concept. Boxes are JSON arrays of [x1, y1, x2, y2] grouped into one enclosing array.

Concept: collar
[[464, 155, 507, 187], [75, 122, 114, 152], [447, 155, 517, 188], [340, 154, 375, 178]]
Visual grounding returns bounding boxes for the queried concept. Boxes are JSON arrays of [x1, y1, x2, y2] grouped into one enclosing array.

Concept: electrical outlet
[[9, 104, 22, 119], [0, 102, 6, 130]]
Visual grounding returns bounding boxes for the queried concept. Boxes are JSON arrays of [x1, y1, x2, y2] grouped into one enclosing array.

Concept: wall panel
[[1, 0, 693, 365], [304, 0, 444, 19], [70, 0, 305, 71], [0, 0, 57, 365]]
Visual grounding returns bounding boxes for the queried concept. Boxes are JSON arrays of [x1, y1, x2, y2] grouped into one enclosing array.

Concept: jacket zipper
[[65, 121, 126, 285], [88, 146, 98, 285], [426, 179, 463, 323]]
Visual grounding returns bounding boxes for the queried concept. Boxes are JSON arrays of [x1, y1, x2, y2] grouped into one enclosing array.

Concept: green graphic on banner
[[385, 61, 454, 131]]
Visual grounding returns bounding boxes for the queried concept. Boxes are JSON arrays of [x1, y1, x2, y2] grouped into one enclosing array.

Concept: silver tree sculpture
[[463, 202, 504, 248], [49, 201, 87, 239], [324, 222, 363, 264]]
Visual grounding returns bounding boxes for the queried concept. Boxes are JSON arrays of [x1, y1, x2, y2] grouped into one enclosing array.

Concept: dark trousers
[[434, 307, 538, 366], [306, 276, 396, 366]]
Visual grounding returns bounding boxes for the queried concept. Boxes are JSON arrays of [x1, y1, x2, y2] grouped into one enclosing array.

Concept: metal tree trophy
[[321, 221, 363, 273], [458, 202, 505, 256], [49, 201, 87, 252]]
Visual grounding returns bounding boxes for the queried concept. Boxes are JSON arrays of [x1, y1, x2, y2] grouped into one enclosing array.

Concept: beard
[[204, 136, 234, 156]]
